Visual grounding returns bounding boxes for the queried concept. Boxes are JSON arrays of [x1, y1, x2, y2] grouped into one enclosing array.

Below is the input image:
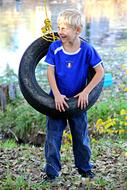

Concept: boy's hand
[[54, 94, 69, 112], [74, 91, 89, 110]]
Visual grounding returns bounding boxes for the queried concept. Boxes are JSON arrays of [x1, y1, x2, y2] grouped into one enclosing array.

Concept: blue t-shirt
[[45, 39, 102, 97]]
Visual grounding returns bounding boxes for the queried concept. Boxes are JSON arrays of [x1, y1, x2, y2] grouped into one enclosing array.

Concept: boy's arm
[[47, 65, 69, 112], [75, 64, 104, 109]]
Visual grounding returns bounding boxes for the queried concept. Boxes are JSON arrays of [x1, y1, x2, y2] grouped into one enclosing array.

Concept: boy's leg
[[44, 116, 67, 177], [68, 112, 93, 174]]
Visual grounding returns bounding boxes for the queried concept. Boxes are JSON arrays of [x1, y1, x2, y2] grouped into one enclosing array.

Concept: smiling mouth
[[59, 35, 67, 39]]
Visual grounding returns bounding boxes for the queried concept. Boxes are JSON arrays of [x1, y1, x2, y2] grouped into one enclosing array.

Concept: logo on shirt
[[66, 61, 73, 68]]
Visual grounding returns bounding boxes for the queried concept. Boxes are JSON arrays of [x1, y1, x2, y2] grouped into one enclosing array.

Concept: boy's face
[[57, 22, 79, 44]]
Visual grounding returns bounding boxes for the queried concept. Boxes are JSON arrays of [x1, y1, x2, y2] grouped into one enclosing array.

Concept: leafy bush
[[0, 89, 127, 143], [95, 109, 127, 135], [0, 98, 46, 142], [88, 92, 127, 136], [88, 93, 127, 121]]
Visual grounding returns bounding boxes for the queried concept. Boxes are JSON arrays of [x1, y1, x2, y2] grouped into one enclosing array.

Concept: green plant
[[95, 177, 109, 187], [1, 169, 28, 190], [88, 91, 127, 137], [95, 108, 127, 135], [0, 98, 46, 142], [88, 93, 127, 122], [0, 139, 17, 149], [1, 171, 52, 190]]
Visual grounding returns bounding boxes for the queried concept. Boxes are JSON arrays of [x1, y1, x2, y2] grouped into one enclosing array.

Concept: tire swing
[[18, 34, 104, 118]]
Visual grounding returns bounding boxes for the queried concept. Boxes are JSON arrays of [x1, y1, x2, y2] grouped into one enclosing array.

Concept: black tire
[[18, 35, 104, 118]]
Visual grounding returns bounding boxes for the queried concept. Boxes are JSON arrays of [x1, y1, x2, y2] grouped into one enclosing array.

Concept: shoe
[[41, 174, 56, 183], [79, 170, 95, 179]]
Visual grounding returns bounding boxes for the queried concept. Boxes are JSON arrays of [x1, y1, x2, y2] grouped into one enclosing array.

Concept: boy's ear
[[76, 26, 81, 34]]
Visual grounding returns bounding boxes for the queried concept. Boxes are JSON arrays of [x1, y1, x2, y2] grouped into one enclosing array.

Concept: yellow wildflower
[[120, 109, 127, 115], [96, 119, 104, 130]]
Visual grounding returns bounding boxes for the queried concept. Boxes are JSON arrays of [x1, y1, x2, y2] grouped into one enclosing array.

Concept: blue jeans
[[44, 112, 93, 177]]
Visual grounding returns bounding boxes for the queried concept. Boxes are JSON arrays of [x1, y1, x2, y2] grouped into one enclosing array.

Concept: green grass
[[2, 176, 28, 190], [0, 139, 17, 149], [0, 137, 127, 190], [94, 177, 111, 188], [1, 169, 51, 190]]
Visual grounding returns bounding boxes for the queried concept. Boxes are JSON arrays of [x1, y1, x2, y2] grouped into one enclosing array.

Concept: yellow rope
[[41, 0, 58, 42], [44, 0, 48, 18]]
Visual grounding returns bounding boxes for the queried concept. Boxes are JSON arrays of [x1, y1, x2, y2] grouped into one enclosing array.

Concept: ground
[[0, 137, 127, 190]]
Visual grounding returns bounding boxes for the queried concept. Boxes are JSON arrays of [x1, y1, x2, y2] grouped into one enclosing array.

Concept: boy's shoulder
[[50, 40, 62, 50], [81, 39, 93, 50], [81, 39, 98, 55]]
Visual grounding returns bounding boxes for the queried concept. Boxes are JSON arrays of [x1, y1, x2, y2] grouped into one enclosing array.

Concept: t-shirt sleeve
[[87, 45, 103, 68], [44, 45, 55, 66]]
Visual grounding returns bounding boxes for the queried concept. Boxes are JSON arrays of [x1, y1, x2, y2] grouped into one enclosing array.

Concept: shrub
[[0, 98, 46, 143]]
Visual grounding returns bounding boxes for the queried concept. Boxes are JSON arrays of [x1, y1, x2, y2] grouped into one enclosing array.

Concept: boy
[[43, 9, 104, 181]]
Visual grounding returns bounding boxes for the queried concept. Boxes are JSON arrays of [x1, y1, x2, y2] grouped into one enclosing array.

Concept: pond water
[[0, 0, 127, 80]]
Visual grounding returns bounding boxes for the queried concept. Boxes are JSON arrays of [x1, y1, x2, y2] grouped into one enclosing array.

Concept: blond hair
[[57, 9, 83, 30]]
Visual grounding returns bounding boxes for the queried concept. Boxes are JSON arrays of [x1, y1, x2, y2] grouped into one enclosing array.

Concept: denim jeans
[[44, 112, 93, 177]]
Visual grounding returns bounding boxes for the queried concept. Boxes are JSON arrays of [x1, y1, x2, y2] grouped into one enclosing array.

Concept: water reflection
[[0, 0, 127, 75]]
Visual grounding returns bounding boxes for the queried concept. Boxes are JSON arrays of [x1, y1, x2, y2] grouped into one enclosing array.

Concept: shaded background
[[0, 0, 127, 77]]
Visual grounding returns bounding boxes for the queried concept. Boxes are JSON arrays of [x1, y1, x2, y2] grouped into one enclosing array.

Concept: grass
[[1, 174, 28, 190], [1, 174, 50, 190], [0, 139, 17, 149], [0, 136, 127, 190]]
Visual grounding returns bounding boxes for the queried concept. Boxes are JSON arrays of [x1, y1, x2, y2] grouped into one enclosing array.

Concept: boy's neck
[[62, 37, 81, 53]]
